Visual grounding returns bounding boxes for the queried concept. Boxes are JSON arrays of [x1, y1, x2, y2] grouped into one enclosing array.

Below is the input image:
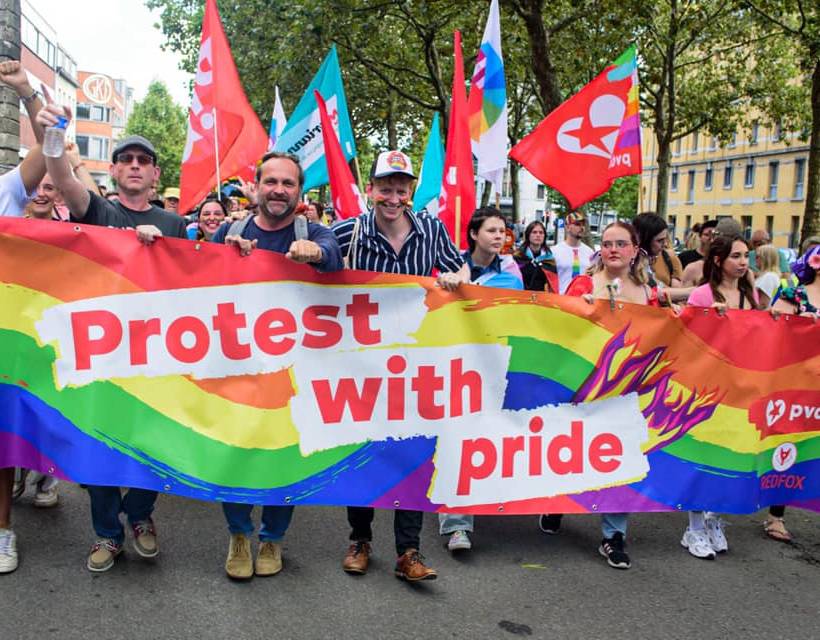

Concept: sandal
[[763, 517, 792, 543]]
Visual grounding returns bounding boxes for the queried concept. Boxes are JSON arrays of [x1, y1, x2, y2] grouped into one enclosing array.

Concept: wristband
[[20, 89, 39, 104]]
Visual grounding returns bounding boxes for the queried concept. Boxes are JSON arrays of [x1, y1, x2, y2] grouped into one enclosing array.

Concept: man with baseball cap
[[552, 211, 594, 293], [37, 108, 187, 572], [332, 150, 469, 582], [163, 187, 181, 214]]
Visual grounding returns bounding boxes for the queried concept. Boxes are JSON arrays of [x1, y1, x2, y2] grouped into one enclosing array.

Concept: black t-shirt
[[677, 249, 703, 269], [73, 191, 188, 238]]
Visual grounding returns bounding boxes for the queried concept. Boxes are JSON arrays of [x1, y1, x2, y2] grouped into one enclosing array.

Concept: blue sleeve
[[309, 224, 344, 272]]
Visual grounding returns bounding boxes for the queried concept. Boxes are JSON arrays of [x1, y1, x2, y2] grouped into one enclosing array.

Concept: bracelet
[[21, 89, 39, 104]]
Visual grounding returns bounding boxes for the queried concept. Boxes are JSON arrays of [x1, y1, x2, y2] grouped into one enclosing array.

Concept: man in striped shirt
[[332, 150, 469, 582]]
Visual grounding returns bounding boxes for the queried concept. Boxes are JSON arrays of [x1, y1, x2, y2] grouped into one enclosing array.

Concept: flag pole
[[212, 107, 221, 195], [455, 195, 462, 251]]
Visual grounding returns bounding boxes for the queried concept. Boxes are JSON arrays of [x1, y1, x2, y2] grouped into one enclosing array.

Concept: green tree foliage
[[124, 80, 186, 191]]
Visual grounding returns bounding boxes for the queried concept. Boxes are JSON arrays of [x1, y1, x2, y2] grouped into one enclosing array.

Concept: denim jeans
[[347, 507, 423, 555], [601, 513, 628, 539], [87, 485, 157, 545], [222, 503, 294, 542], [439, 513, 474, 535]]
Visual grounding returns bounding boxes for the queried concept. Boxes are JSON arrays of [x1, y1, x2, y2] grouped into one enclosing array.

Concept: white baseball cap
[[370, 150, 417, 179]]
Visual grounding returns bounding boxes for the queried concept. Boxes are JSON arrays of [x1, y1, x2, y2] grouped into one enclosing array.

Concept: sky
[[28, 0, 194, 107]]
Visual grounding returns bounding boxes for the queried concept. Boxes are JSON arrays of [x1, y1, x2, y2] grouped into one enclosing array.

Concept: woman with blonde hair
[[753, 244, 781, 308]]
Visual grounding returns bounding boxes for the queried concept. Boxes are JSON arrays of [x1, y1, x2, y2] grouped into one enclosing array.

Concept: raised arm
[[0, 60, 45, 143]]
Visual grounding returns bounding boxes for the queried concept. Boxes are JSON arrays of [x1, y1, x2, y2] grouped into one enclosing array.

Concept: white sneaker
[[681, 527, 716, 559], [33, 486, 59, 508], [447, 530, 472, 552], [0, 529, 19, 574], [705, 513, 728, 553]]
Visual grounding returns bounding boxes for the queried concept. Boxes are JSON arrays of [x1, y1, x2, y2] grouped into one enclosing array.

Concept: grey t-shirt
[[74, 191, 187, 238]]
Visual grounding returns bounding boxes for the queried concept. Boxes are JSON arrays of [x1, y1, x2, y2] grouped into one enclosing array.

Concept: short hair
[[701, 219, 718, 231], [255, 151, 304, 187], [467, 206, 506, 253]]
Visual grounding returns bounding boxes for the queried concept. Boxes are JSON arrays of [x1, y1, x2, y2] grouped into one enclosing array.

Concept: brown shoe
[[394, 549, 437, 582], [342, 541, 371, 575]]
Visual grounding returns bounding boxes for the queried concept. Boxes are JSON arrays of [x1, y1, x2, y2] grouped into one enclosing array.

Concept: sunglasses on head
[[116, 153, 154, 166]]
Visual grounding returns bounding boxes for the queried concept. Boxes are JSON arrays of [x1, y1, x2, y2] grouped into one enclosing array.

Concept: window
[[794, 158, 806, 199], [708, 136, 718, 151], [768, 161, 779, 200], [685, 215, 692, 233], [772, 121, 782, 142], [744, 161, 755, 188], [790, 215, 800, 249], [22, 18, 37, 50], [686, 170, 695, 203], [723, 162, 733, 189], [765, 216, 774, 239], [741, 216, 752, 240], [536, 184, 546, 200], [674, 138, 682, 155], [76, 103, 91, 120], [691, 131, 699, 152], [670, 168, 679, 192], [76, 135, 110, 161], [704, 163, 713, 190], [668, 215, 677, 237], [115, 80, 126, 97], [750, 121, 759, 145], [76, 103, 111, 123], [727, 132, 737, 149]]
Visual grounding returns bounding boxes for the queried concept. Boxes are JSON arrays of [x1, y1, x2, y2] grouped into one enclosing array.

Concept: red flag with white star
[[509, 48, 642, 209], [315, 91, 366, 220]]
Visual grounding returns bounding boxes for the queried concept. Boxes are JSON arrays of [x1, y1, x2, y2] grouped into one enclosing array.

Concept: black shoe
[[598, 532, 631, 569], [538, 514, 563, 535]]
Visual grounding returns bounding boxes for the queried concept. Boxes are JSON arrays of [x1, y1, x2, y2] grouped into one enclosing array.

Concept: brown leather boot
[[342, 541, 371, 574], [394, 549, 437, 581]]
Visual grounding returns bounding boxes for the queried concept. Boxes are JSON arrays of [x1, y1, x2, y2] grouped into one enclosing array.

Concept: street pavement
[[1, 483, 819, 640]]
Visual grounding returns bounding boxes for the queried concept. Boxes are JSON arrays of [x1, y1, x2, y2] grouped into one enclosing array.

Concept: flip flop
[[763, 517, 792, 543]]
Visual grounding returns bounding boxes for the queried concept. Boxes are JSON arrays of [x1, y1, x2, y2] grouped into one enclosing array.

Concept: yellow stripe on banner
[[414, 302, 612, 360], [0, 283, 298, 451]]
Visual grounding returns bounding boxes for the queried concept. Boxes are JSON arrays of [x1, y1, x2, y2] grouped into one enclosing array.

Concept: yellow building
[[640, 121, 809, 250]]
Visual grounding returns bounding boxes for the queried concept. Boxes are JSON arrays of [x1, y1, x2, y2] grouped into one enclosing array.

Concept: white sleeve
[[0, 167, 35, 218], [754, 272, 779, 300]]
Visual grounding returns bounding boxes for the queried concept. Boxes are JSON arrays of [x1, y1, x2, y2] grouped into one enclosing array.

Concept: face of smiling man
[[366, 174, 414, 225], [255, 156, 302, 230]]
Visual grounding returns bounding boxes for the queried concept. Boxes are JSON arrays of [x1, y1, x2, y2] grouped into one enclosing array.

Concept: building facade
[[641, 122, 809, 249]]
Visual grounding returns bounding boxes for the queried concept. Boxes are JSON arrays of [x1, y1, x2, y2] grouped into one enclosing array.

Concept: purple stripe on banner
[[616, 129, 641, 149], [572, 484, 671, 512], [370, 457, 437, 511], [0, 431, 68, 479]]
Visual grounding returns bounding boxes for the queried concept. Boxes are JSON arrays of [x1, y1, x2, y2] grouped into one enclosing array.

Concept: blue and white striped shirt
[[332, 209, 464, 276]]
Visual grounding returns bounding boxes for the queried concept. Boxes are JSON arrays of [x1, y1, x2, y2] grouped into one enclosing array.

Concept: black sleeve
[[73, 191, 127, 228]]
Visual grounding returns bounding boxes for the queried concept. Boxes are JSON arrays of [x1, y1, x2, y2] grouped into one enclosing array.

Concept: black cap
[[112, 135, 157, 163]]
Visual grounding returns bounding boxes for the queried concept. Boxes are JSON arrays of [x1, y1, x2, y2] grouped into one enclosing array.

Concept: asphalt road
[[2, 483, 818, 640]]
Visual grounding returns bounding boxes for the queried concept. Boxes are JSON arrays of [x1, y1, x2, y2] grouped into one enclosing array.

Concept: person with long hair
[[513, 220, 559, 292], [539, 221, 676, 570], [753, 244, 782, 308], [189, 195, 228, 241], [440, 207, 522, 553], [683, 233, 760, 559], [633, 212, 683, 288], [764, 243, 820, 543], [305, 200, 323, 224]]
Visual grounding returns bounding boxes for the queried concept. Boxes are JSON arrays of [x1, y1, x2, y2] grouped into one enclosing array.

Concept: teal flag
[[412, 113, 444, 214], [274, 46, 357, 191]]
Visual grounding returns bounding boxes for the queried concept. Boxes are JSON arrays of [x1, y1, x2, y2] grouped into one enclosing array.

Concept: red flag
[[509, 48, 642, 209], [178, 0, 268, 214], [315, 91, 366, 220], [438, 31, 475, 250]]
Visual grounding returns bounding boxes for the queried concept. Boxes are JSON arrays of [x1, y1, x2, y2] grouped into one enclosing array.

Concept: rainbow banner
[[2, 218, 819, 514]]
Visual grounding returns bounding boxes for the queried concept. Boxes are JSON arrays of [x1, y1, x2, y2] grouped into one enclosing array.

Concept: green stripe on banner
[[663, 436, 756, 473], [507, 336, 594, 390], [0, 330, 358, 488]]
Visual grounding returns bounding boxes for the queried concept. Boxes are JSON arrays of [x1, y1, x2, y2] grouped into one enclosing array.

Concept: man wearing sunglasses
[[37, 105, 187, 573], [37, 105, 187, 244]]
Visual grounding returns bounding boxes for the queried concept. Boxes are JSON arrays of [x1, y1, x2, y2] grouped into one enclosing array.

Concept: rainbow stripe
[[2, 219, 819, 514]]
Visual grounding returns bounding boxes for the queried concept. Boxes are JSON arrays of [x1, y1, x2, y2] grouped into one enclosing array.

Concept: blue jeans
[[439, 512, 474, 534], [87, 485, 157, 545], [222, 503, 294, 542], [601, 513, 628, 539]]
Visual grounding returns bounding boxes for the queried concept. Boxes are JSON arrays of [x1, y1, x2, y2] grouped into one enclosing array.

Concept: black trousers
[[347, 506, 423, 555]]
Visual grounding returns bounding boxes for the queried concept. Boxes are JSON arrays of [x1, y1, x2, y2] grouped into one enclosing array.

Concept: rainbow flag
[[1, 219, 819, 514], [607, 44, 642, 179]]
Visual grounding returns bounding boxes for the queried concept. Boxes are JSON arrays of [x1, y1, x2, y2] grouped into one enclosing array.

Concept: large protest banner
[[1, 218, 819, 515]]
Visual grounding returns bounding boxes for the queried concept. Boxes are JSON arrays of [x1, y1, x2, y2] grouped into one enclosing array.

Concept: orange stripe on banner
[[188, 370, 295, 410], [0, 233, 142, 301]]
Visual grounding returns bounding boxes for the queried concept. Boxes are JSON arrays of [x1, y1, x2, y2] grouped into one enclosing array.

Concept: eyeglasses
[[116, 153, 154, 166], [601, 240, 632, 250]]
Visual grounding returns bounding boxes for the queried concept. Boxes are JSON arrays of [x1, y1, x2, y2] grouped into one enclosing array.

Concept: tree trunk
[[514, 0, 563, 115], [0, 0, 21, 173], [386, 91, 398, 149], [801, 55, 820, 248], [654, 136, 671, 219]]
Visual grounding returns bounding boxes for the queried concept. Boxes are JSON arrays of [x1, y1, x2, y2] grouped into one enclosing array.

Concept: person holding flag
[[332, 150, 469, 582]]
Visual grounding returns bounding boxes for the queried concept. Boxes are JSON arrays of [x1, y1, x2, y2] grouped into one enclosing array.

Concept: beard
[[259, 195, 298, 223]]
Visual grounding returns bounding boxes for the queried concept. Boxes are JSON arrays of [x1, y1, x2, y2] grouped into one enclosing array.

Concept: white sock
[[688, 511, 706, 531]]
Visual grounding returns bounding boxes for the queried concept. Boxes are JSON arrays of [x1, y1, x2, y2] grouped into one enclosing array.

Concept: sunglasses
[[116, 153, 154, 166]]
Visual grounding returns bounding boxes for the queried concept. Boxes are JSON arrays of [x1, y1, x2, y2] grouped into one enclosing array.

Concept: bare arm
[[18, 143, 46, 193], [36, 105, 91, 218], [65, 142, 100, 196], [0, 60, 45, 143]]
